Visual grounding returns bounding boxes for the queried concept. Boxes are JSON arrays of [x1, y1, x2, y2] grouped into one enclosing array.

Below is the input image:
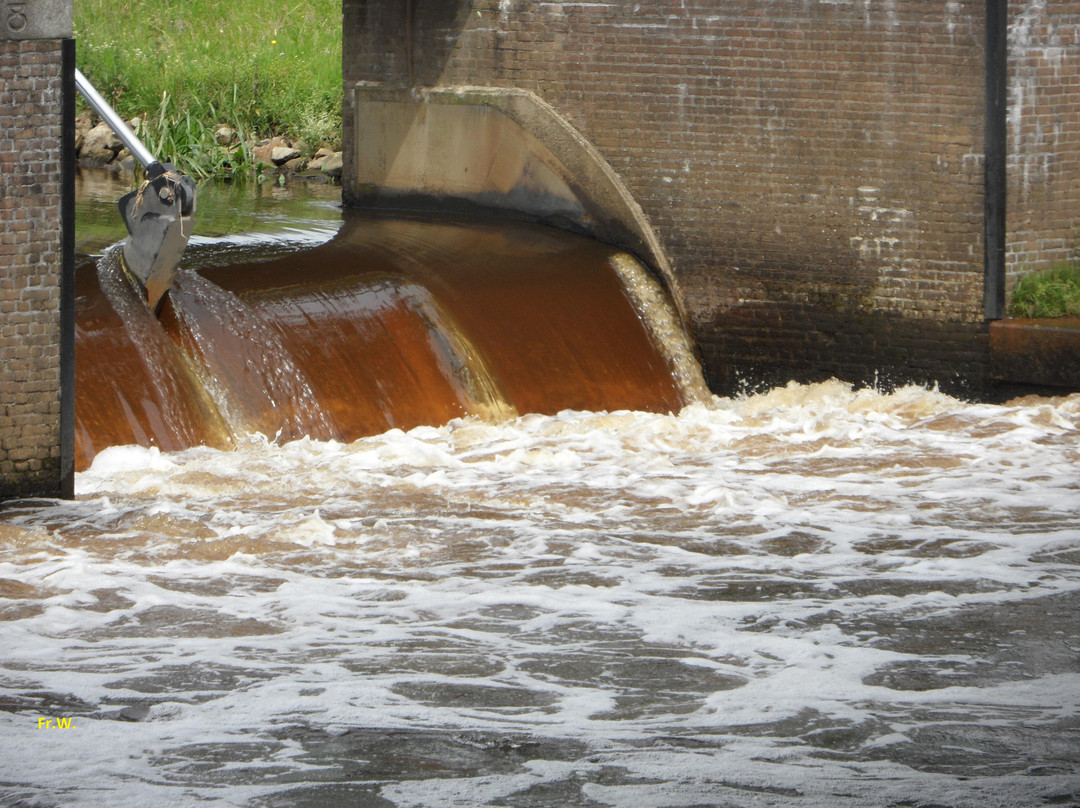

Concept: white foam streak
[[2, 382, 1079, 805]]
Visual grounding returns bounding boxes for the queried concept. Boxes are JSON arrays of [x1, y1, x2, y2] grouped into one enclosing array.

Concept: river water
[[0, 177, 1078, 807]]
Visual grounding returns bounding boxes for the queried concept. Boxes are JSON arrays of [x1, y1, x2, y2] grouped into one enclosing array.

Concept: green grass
[[1010, 262, 1080, 319], [75, 0, 342, 179]]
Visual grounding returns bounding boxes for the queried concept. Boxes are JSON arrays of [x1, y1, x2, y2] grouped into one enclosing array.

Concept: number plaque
[[1, 0, 72, 40]]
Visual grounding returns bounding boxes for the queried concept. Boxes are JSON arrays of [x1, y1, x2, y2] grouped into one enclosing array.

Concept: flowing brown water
[[74, 211, 699, 470], [4, 178, 1077, 808]]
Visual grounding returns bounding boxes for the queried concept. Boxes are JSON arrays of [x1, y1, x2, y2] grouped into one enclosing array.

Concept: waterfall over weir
[[12, 183, 1080, 808], [75, 212, 707, 470]]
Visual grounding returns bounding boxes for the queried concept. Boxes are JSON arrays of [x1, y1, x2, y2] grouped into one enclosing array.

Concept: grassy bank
[[75, 0, 342, 179], [1011, 262, 1080, 319]]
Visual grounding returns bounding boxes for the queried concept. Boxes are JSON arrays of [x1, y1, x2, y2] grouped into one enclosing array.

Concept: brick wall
[[343, 1, 1080, 397], [1006, 4, 1080, 286], [0, 38, 69, 498]]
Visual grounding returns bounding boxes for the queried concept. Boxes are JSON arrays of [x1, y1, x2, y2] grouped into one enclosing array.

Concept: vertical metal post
[[984, 0, 1008, 320], [60, 37, 76, 497]]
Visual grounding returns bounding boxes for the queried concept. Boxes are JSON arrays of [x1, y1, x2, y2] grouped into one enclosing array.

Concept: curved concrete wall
[[343, 1, 1080, 398], [345, 84, 688, 321]]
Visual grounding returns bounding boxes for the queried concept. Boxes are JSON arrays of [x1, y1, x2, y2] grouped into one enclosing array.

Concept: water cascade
[[74, 212, 708, 470], [7, 186, 1079, 807]]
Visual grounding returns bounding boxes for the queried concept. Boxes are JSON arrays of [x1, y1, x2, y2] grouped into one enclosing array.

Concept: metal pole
[[61, 40, 76, 498], [74, 67, 196, 312], [74, 68, 157, 169], [984, 0, 1008, 320]]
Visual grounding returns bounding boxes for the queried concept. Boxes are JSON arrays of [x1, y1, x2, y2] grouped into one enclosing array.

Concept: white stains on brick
[[1008, 0, 1080, 200], [860, 0, 897, 29], [538, 2, 614, 13], [850, 186, 912, 263]]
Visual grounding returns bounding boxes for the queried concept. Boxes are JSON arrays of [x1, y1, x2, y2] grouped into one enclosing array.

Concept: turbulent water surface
[[1, 381, 1079, 807], [4, 181, 1080, 806]]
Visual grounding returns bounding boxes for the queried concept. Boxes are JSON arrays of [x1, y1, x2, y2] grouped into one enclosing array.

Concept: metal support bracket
[[118, 164, 196, 311], [75, 68, 196, 311]]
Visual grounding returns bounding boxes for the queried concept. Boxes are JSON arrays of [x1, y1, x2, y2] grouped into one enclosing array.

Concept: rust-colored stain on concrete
[[990, 318, 1080, 388]]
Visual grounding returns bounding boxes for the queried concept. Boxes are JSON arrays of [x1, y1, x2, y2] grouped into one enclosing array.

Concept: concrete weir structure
[[0, 0, 74, 500], [2, 1, 1078, 499], [342, 0, 1080, 398], [347, 84, 682, 315]]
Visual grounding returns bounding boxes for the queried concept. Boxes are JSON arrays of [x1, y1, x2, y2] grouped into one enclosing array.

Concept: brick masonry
[[0, 38, 70, 499], [343, 0, 1080, 397], [1006, 5, 1080, 282]]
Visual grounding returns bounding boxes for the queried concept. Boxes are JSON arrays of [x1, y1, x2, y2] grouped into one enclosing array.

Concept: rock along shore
[[75, 113, 342, 182]]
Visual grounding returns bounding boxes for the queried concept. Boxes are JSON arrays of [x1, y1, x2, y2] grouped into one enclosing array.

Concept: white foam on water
[[1, 382, 1079, 806], [187, 224, 342, 250]]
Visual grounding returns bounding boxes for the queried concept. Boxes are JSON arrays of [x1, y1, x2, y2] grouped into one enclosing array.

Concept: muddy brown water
[[0, 176, 1078, 807]]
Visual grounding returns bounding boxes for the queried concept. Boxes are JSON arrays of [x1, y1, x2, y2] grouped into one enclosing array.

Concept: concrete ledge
[[989, 318, 1080, 389], [345, 83, 687, 322]]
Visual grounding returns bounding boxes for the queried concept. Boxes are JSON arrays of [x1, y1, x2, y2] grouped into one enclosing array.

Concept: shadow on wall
[[344, 1, 694, 332], [346, 85, 691, 326], [371, 0, 474, 88]]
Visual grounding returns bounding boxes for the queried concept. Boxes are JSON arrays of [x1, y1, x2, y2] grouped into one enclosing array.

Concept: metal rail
[[73, 68, 196, 312], [74, 68, 157, 169]]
